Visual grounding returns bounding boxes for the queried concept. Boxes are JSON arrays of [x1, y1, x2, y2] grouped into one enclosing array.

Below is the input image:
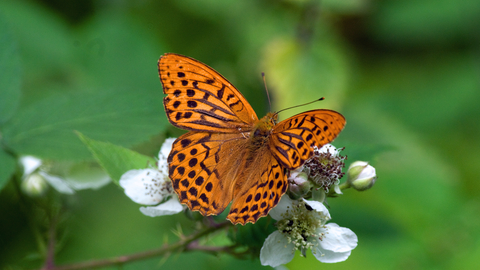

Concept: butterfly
[[158, 53, 346, 225]]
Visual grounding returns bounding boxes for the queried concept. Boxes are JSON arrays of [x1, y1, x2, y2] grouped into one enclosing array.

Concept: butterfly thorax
[[249, 112, 278, 149]]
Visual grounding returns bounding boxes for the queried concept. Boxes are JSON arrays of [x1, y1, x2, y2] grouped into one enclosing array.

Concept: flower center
[[143, 171, 173, 200], [303, 146, 346, 191], [276, 200, 329, 254]]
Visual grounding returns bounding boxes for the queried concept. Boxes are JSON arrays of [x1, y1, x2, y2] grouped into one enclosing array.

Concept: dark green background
[[1, 0, 479, 269]]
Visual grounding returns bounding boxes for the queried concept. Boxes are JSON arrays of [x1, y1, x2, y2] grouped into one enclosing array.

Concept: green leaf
[[77, 132, 156, 184], [0, 1, 73, 85], [0, 8, 168, 161], [0, 148, 16, 191], [75, 12, 165, 93], [0, 15, 21, 124], [2, 88, 165, 160]]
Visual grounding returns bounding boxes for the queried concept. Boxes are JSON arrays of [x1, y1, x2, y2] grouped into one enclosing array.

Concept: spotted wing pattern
[[168, 131, 249, 216], [270, 109, 346, 169], [227, 153, 287, 224], [168, 130, 288, 225], [158, 53, 258, 133]]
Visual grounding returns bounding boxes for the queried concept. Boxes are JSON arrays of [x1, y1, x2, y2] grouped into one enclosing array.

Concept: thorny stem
[[40, 221, 232, 270], [185, 242, 249, 259]]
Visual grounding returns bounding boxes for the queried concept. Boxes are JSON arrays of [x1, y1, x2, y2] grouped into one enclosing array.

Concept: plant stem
[[40, 221, 232, 270], [338, 182, 350, 191], [326, 182, 350, 197], [43, 216, 57, 269]]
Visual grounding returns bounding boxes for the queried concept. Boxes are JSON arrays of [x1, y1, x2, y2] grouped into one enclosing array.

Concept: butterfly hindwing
[[270, 109, 346, 169], [227, 153, 288, 225], [159, 53, 258, 133]]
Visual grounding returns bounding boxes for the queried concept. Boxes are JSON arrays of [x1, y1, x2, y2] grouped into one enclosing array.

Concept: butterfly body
[[158, 53, 345, 225], [249, 112, 277, 149]]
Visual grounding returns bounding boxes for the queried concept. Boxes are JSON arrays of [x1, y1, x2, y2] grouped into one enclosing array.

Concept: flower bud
[[287, 171, 311, 200], [346, 161, 377, 191], [22, 173, 48, 196]]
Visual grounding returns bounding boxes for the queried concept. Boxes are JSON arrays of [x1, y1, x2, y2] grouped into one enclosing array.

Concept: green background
[[1, 0, 479, 269]]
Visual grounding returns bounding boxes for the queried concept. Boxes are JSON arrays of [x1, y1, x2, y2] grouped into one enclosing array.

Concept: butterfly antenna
[[262, 72, 272, 111], [276, 97, 325, 114]]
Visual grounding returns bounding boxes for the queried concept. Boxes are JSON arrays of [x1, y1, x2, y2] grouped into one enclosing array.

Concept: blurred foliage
[[77, 132, 156, 183], [0, 0, 479, 269]]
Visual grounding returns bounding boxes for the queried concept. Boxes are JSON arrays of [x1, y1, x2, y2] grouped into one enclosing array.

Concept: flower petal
[[260, 231, 295, 267], [119, 169, 167, 205], [319, 223, 358, 253], [139, 196, 184, 217], [160, 138, 176, 160], [39, 172, 75, 194], [313, 248, 352, 263], [302, 199, 331, 220], [318, 144, 338, 155], [358, 164, 376, 180], [309, 223, 357, 263], [158, 138, 176, 172], [20, 156, 42, 176], [333, 183, 343, 194], [269, 195, 294, 220]]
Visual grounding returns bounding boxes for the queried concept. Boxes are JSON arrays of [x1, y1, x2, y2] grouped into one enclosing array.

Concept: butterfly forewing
[[159, 53, 258, 133], [270, 110, 346, 169]]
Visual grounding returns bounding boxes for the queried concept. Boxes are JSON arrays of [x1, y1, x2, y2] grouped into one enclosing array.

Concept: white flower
[[20, 156, 48, 197], [119, 138, 184, 217], [346, 161, 377, 191], [19, 156, 110, 195], [260, 196, 357, 267], [20, 156, 74, 194]]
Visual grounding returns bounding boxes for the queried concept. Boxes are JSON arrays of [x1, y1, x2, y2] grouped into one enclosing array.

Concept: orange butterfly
[[158, 53, 345, 225]]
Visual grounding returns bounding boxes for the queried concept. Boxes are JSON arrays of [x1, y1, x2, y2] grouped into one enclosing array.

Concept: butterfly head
[[252, 112, 278, 138]]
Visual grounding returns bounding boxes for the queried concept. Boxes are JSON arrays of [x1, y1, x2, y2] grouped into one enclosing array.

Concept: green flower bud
[[346, 161, 377, 191], [21, 173, 48, 196]]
